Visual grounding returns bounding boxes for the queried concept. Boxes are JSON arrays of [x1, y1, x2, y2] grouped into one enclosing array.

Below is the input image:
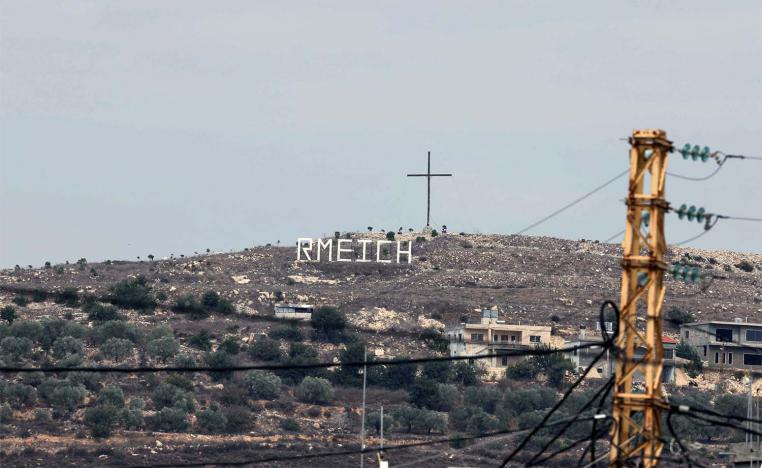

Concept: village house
[[445, 308, 552, 378], [564, 325, 677, 383], [680, 319, 762, 370]]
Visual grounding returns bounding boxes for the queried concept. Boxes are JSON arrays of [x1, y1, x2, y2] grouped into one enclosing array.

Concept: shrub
[[269, 326, 304, 342], [249, 336, 283, 362], [8, 321, 43, 342], [430, 229, 439, 237], [417, 410, 447, 434], [54, 288, 79, 307], [0, 336, 33, 362], [205, 351, 235, 381], [392, 406, 420, 432], [245, 370, 282, 400], [367, 411, 393, 435], [415, 236, 427, 243], [1, 306, 16, 324], [148, 325, 174, 341], [189, 330, 213, 351], [420, 328, 449, 353], [147, 336, 180, 363], [421, 360, 453, 382], [381, 356, 417, 390], [85, 303, 123, 322], [666, 307, 694, 326], [296, 377, 334, 404], [121, 403, 145, 429], [196, 403, 228, 433], [8, 384, 37, 408], [154, 406, 188, 432], [172, 295, 209, 320], [280, 418, 300, 431], [222, 405, 251, 433], [96, 387, 125, 408], [49, 384, 86, 415], [219, 337, 240, 355], [174, 354, 196, 368], [277, 343, 321, 385], [452, 361, 483, 386], [497, 387, 557, 421], [105, 276, 156, 310], [464, 408, 499, 434], [736, 260, 755, 272], [335, 341, 374, 387], [152, 383, 194, 413], [310, 307, 346, 342], [52, 336, 83, 359], [91, 320, 142, 345], [386, 231, 395, 241], [12, 296, 30, 307], [201, 291, 235, 315], [464, 386, 502, 414], [408, 378, 438, 409], [505, 346, 574, 388], [84, 404, 119, 438], [100, 338, 134, 362], [34, 408, 52, 422], [165, 374, 194, 392], [0, 403, 12, 422]]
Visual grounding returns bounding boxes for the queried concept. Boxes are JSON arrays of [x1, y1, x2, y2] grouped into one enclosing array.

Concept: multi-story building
[[564, 327, 676, 383], [681, 319, 762, 370], [445, 308, 552, 378]]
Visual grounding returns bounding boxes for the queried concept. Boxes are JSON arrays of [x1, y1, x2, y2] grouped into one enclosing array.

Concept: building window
[[716, 328, 733, 342], [744, 354, 762, 366], [471, 333, 484, 342], [729, 353, 733, 364], [664, 349, 674, 359], [458, 333, 462, 342], [501, 356, 509, 366], [703, 345, 707, 357], [714, 352, 719, 364], [747, 330, 762, 342], [722, 352, 726, 364], [685, 330, 689, 339], [511, 335, 516, 342], [500, 335, 509, 341], [529, 335, 541, 343]]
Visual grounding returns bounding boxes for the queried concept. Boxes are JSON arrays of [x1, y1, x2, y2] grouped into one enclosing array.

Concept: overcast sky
[[1, 1, 760, 267]]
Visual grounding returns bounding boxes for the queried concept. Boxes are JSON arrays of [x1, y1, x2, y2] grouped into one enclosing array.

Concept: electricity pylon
[[610, 129, 672, 467]]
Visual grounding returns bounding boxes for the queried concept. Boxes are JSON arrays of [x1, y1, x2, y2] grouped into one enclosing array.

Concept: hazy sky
[[1, 1, 760, 267]]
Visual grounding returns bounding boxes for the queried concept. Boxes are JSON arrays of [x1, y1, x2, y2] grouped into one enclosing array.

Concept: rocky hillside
[[3, 233, 760, 338], [0, 232, 759, 467]]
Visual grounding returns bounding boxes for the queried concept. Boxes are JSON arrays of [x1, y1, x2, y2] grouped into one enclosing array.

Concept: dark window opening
[[744, 354, 762, 366], [716, 328, 733, 342]]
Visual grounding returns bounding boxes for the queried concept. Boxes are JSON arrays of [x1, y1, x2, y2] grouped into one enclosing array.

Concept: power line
[[0, 341, 602, 374], [514, 169, 629, 235], [500, 301, 619, 467], [136, 415, 602, 467], [603, 229, 625, 243]]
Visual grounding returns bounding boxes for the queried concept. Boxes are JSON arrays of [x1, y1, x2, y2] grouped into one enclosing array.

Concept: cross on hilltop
[[407, 151, 452, 227]]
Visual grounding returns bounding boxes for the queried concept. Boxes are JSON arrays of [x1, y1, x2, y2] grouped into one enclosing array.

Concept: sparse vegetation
[[310, 306, 346, 342], [295, 377, 334, 404], [1, 305, 17, 324]]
